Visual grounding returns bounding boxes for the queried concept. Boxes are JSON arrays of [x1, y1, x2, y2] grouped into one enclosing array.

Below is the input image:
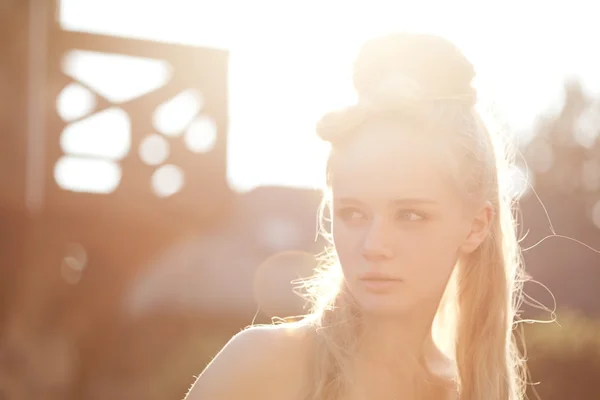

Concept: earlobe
[[460, 202, 494, 254], [460, 227, 489, 254]]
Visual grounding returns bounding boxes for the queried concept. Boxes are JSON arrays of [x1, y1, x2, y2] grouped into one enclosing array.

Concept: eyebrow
[[335, 197, 440, 206]]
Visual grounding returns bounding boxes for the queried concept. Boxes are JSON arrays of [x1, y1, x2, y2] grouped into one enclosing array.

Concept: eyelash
[[394, 209, 428, 222], [335, 207, 428, 223], [335, 207, 366, 222]]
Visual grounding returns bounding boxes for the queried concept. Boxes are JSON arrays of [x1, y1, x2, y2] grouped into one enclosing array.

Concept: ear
[[460, 201, 494, 254]]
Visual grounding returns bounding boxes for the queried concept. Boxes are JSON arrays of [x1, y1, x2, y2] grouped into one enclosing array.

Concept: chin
[[355, 292, 413, 317]]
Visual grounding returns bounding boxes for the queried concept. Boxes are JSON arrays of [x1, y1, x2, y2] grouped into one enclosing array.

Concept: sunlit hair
[[298, 32, 528, 400]]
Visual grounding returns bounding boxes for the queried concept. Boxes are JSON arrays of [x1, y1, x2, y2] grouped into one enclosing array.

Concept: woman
[[186, 32, 528, 400]]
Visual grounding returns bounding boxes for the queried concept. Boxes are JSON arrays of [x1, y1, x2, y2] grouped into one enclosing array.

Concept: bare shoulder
[[185, 319, 315, 400]]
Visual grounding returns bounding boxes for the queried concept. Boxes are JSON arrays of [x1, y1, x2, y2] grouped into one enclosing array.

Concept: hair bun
[[352, 32, 477, 104], [316, 33, 478, 144]]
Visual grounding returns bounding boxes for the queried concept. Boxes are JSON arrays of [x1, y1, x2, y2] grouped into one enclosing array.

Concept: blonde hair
[[299, 33, 528, 400]]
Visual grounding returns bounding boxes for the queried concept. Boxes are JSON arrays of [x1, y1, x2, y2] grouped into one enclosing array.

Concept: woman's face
[[330, 124, 480, 316]]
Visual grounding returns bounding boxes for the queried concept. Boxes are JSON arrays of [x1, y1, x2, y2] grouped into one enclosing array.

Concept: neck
[[348, 310, 445, 399], [357, 311, 436, 369]]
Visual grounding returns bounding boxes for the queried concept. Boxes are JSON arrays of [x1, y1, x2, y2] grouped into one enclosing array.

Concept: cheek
[[398, 224, 464, 274], [332, 227, 362, 266], [333, 222, 463, 270]]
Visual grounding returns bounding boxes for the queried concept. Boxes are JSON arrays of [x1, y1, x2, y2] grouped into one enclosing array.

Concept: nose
[[361, 217, 394, 261]]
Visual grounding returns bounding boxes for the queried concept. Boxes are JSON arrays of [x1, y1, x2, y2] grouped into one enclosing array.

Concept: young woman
[[186, 31, 528, 400]]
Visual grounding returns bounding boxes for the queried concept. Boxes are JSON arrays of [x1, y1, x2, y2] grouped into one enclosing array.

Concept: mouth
[[359, 276, 403, 293]]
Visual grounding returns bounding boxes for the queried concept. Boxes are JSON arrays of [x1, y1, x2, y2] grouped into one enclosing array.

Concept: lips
[[359, 271, 402, 282], [358, 273, 402, 293]]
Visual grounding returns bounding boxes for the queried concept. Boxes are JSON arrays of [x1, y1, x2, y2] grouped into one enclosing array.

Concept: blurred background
[[1, 0, 599, 399]]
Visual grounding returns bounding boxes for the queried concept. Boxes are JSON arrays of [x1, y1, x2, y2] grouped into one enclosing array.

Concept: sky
[[57, 0, 600, 193]]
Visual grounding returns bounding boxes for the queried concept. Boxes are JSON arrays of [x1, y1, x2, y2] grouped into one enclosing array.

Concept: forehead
[[329, 124, 460, 202]]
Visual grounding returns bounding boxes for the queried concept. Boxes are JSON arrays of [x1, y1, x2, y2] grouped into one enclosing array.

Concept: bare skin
[[187, 123, 491, 400], [185, 322, 314, 400], [185, 320, 456, 400]]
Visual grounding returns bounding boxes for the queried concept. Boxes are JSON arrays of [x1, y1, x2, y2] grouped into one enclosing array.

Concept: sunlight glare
[[54, 156, 122, 193], [59, 0, 600, 192]]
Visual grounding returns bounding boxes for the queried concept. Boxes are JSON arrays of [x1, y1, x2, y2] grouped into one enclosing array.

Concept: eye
[[336, 207, 367, 222], [394, 209, 426, 222]]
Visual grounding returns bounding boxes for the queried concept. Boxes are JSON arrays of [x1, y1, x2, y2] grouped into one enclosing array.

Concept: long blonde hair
[[299, 32, 528, 400]]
